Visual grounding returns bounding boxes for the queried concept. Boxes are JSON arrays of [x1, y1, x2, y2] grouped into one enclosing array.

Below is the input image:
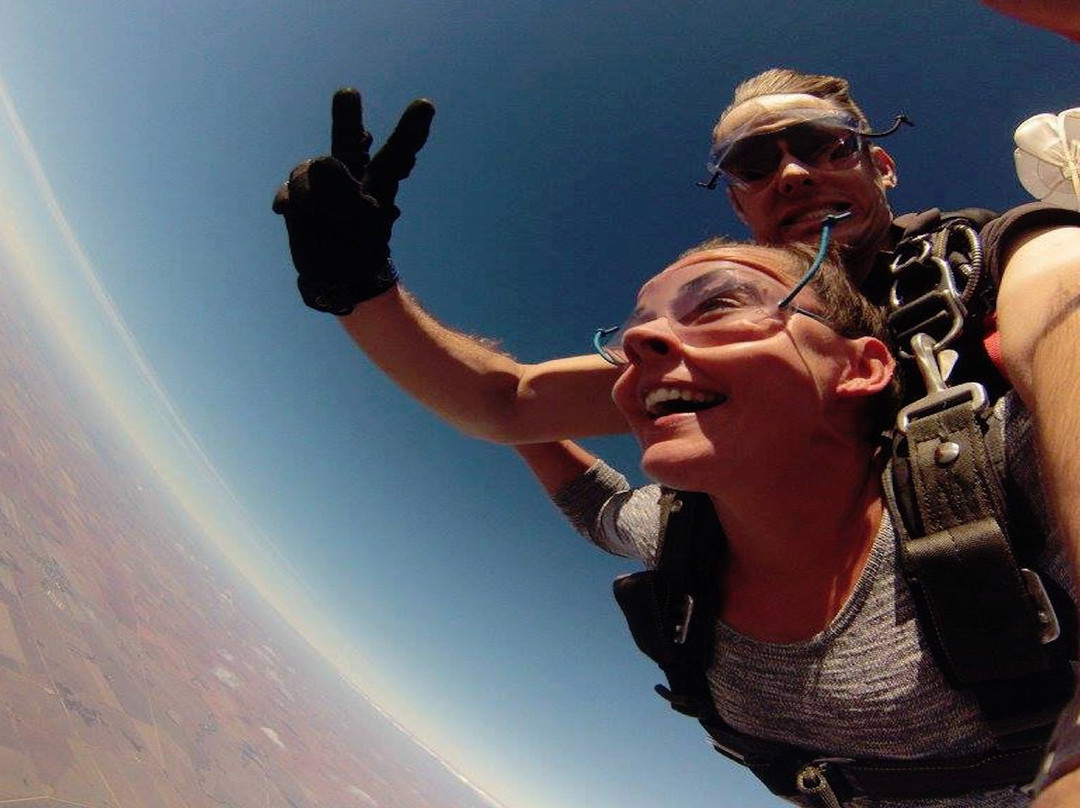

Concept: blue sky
[[0, 3, 1076, 807]]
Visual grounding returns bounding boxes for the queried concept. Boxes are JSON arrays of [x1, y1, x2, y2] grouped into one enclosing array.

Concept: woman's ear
[[835, 336, 896, 398]]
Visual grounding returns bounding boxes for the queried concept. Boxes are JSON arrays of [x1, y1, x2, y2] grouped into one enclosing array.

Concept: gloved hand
[[273, 88, 435, 315]]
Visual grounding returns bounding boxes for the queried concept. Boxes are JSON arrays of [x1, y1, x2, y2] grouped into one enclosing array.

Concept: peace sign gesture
[[273, 88, 435, 314]]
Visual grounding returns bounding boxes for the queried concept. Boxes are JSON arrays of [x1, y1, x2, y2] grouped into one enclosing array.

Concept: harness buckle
[[673, 594, 695, 645], [1021, 569, 1062, 644], [895, 332, 989, 433]]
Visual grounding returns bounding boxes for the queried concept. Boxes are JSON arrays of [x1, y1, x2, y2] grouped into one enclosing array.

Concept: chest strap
[[701, 712, 1044, 805]]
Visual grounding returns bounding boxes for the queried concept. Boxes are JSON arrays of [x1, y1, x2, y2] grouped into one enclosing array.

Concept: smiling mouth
[[780, 202, 851, 229], [644, 387, 727, 418]]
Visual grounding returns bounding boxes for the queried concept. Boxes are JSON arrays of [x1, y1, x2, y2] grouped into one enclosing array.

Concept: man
[[273, 67, 1080, 806]]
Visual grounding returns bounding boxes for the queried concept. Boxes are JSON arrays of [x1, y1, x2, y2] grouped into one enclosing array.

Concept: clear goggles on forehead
[[698, 111, 913, 191], [593, 213, 848, 366]]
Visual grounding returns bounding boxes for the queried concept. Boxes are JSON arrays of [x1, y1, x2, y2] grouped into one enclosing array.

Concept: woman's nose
[[621, 318, 682, 364]]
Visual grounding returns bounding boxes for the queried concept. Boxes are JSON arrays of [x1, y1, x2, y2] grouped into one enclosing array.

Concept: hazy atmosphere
[[0, 2, 1076, 806]]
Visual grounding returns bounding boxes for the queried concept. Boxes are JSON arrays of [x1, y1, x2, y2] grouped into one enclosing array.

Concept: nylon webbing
[[888, 217, 1073, 744], [613, 491, 720, 718], [701, 710, 1046, 801], [901, 400, 1047, 684]]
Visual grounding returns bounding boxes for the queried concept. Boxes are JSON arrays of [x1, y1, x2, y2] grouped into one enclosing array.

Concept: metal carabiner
[[895, 334, 989, 434]]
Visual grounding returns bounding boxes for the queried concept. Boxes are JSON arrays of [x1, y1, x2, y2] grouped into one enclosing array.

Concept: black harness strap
[[613, 490, 720, 719], [887, 218, 1074, 745], [704, 712, 1046, 802], [900, 401, 1046, 683]]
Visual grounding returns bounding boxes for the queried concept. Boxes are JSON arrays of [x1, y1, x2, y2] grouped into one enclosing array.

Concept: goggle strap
[[697, 171, 722, 190], [593, 326, 623, 366], [860, 113, 915, 140]]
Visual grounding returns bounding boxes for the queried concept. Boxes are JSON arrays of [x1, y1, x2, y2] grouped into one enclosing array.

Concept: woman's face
[[610, 245, 859, 491]]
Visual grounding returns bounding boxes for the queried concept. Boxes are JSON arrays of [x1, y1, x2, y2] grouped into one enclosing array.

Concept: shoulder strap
[[612, 490, 720, 718], [886, 221, 1075, 746]]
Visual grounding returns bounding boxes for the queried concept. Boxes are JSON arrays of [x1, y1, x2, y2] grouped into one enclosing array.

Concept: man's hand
[[273, 88, 435, 314]]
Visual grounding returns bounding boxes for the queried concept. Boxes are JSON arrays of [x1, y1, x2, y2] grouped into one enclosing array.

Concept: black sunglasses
[[698, 114, 914, 191], [718, 123, 863, 188]]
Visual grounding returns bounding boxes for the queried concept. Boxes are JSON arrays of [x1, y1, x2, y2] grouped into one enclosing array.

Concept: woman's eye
[[701, 295, 736, 310], [689, 294, 741, 320]]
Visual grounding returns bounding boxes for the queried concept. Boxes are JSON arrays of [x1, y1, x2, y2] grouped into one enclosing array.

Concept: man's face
[[610, 246, 852, 491], [712, 94, 897, 274]]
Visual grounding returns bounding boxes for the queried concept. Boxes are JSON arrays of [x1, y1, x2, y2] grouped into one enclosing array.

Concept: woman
[[554, 237, 1071, 806]]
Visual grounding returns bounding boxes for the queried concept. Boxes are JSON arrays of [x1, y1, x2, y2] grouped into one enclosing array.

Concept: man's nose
[[775, 151, 816, 195]]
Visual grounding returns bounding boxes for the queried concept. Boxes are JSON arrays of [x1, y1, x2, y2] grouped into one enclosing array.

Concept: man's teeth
[[785, 205, 849, 226], [644, 387, 725, 416]]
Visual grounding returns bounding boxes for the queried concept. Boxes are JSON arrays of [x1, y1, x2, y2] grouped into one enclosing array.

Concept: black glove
[[273, 88, 435, 315]]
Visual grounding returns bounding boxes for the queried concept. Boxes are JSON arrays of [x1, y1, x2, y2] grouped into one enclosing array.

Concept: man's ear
[[727, 186, 749, 225], [869, 146, 898, 190], [836, 336, 896, 398]]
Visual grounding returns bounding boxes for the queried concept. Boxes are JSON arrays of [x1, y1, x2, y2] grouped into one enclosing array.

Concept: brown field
[[0, 260, 499, 807]]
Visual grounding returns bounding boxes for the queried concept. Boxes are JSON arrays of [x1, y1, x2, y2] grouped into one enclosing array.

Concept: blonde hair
[[717, 68, 870, 131]]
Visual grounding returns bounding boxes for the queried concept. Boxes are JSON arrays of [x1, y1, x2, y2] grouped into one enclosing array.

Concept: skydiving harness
[[613, 213, 1077, 805]]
